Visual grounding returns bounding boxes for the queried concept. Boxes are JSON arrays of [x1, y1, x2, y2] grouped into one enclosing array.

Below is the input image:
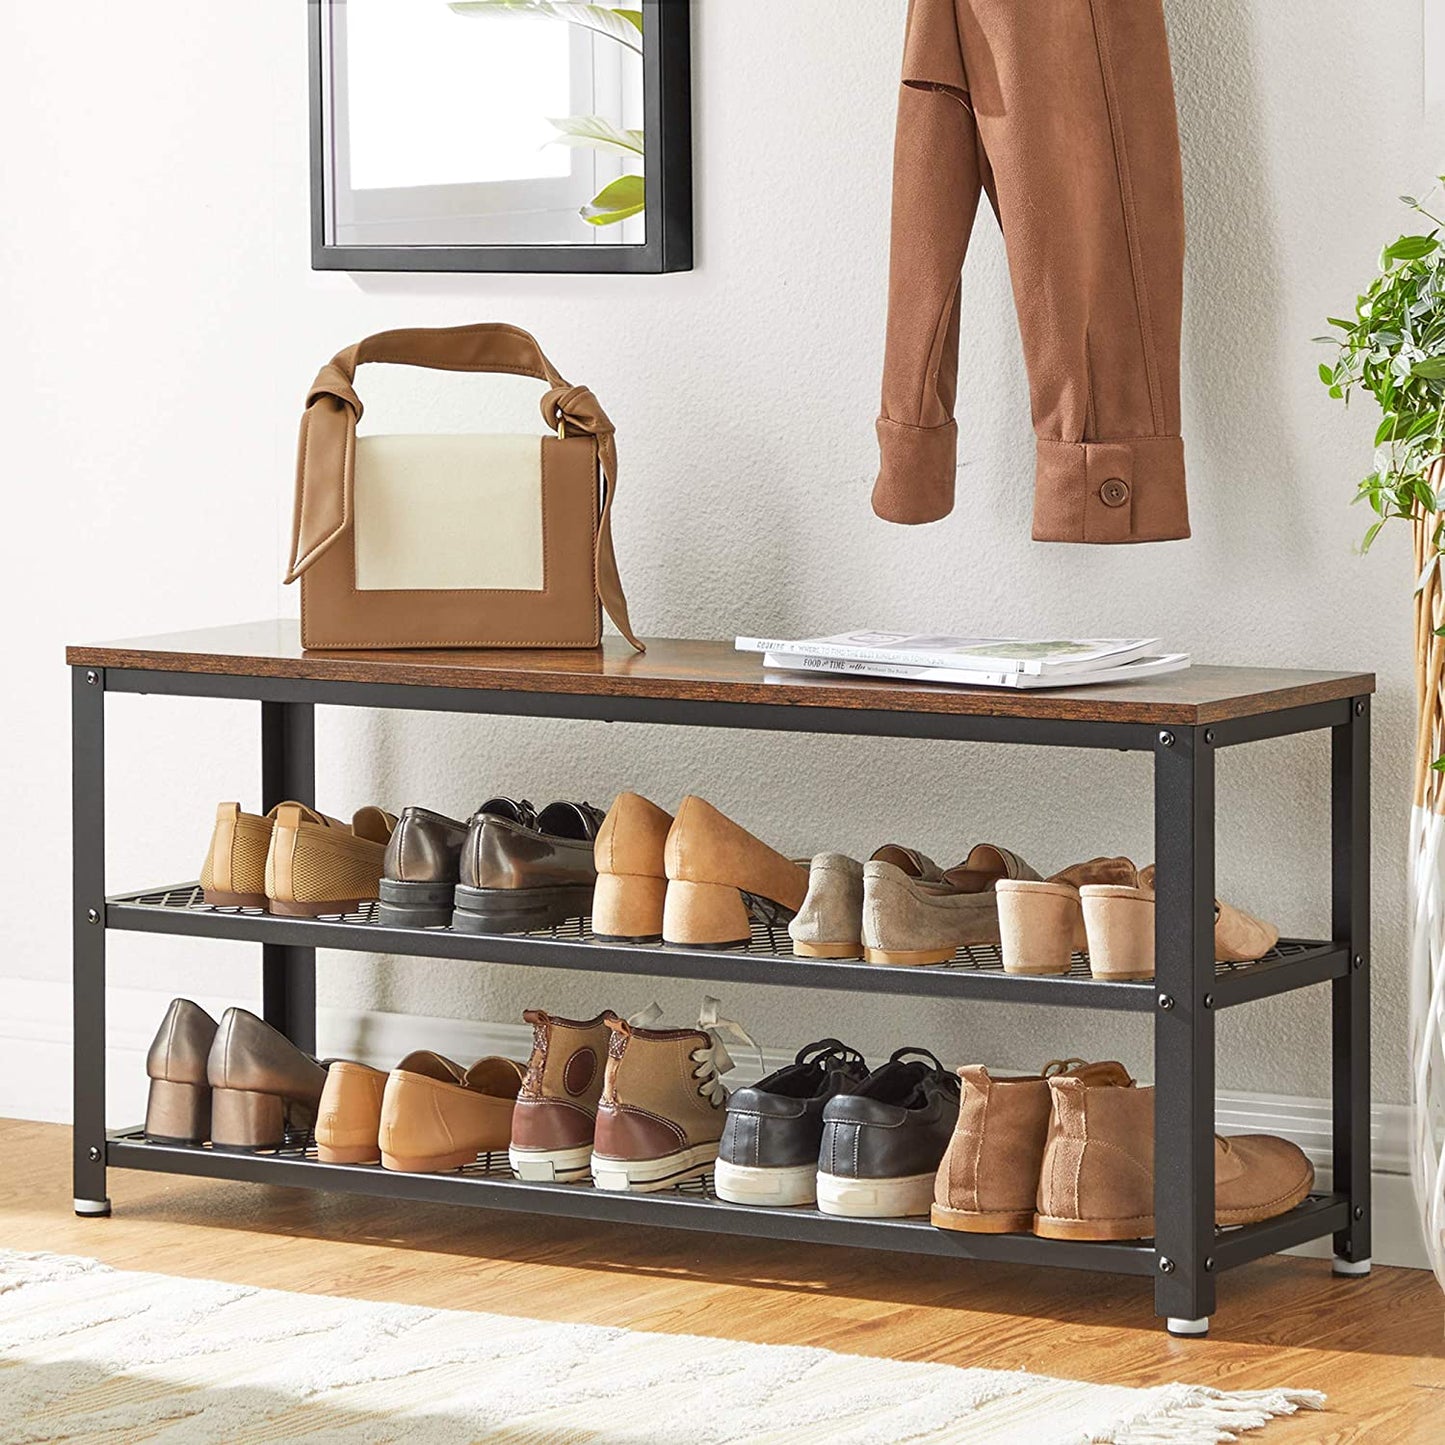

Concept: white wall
[[0, 1, 1435, 1132]]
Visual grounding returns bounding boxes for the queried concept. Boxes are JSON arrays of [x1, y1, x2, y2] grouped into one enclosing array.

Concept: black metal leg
[[72, 666, 110, 1216], [1153, 725, 1217, 1332], [1331, 697, 1372, 1274], [261, 700, 317, 1053]]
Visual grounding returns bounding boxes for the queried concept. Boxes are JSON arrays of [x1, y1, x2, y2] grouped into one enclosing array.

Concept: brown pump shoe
[[661, 796, 808, 949], [592, 793, 674, 943], [1033, 1076, 1314, 1240], [509, 1009, 620, 1181], [144, 999, 219, 1145], [931, 1058, 1133, 1233], [206, 1007, 329, 1152]]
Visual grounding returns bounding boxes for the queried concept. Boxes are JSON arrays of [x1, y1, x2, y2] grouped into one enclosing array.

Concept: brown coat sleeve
[[873, 0, 982, 525]]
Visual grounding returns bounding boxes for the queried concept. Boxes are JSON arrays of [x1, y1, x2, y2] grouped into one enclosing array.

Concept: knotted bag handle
[[285, 322, 643, 653]]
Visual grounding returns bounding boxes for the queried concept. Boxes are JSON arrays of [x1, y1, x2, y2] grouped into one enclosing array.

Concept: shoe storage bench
[[68, 623, 1374, 1337]]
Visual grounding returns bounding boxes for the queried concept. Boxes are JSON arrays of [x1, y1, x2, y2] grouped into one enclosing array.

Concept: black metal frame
[[70, 663, 1373, 1334], [308, 0, 694, 274]]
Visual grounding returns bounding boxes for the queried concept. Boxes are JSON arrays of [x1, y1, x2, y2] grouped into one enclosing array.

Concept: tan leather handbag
[[284, 323, 642, 652]]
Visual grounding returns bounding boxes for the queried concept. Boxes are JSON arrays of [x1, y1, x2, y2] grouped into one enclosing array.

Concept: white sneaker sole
[[815, 1169, 936, 1218], [713, 1159, 817, 1207], [509, 1144, 593, 1183], [591, 1142, 719, 1193]]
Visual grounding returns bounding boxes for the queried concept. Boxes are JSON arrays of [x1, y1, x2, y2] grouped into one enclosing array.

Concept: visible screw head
[[86, 670, 98, 686], [86, 908, 99, 925], [1355, 700, 1366, 716], [1203, 993, 1214, 1009], [1159, 730, 1175, 748], [87, 1146, 101, 1162], [1354, 1206, 1364, 1220], [1159, 1256, 1175, 1274], [1204, 1256, 1215, 1272], [1204, 728, 1215, 745], [1158, 993, 1175, 1010], [1353, 954, 1364, 971]]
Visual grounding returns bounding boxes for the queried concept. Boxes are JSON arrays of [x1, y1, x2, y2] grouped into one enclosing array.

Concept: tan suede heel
[[591, 872, 667, 942], [1080, 885, 1156, 980], [210, 1087, 287, 1151], [662, 879, 751, 948], [997, 879, 1082, 976]]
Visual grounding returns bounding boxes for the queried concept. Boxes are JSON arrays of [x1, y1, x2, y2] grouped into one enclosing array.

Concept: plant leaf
[[547, 114, 645, 156], [1385, 235, 1440, 262], [1319, 362, 1335, 386], [1361, 519, 1385, 552], [1411, 357, 1445, 379], [449, 1, 643, 52], [580, 172, 645, 226]]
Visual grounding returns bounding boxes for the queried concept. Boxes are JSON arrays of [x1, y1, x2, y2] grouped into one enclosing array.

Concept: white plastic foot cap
[[1333, 1255, 1372, 1276], [73, 1198, 111, 1216], [1166, 1316, 1210, 1337]]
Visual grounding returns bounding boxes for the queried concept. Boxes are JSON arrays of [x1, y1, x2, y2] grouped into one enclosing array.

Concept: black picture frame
[[309, 0, 693, 274]]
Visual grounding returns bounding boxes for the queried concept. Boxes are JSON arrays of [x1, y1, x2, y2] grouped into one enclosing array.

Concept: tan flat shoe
[[1080, 863, 1280, 981], [264, 802, 397, 917], [379, 1054, 525, 1173], [997, 857, 1138, 976], [790, 846, 942, 960]]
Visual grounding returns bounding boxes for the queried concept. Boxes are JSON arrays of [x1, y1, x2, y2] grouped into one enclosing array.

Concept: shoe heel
[[591, 873, 667, 942], [210, 1088, 286, 1152], [998, 882, 1081, 976], [144, 1079, 211, 1145], [662, 879, 751, 949], [1081, 886, 1156, 980]]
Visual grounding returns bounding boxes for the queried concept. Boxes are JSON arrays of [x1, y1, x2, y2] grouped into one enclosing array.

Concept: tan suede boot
[[264, 803, 397, 918], [591, 1000, 753, 1191], [592, 793, 674, 943], [1034, 1078, 1314, 1239], [661, 796, 808, 949], [379, 1054, 524, 1173], [932, 1059, 1135, 1233], [508, 1009, 619, 1181], [997, 857, 1138, 976], [1080, 863, 1281, 981], [315, 1060, 388, 1164]]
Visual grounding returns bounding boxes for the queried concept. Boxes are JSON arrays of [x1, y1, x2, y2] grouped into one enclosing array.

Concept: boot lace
[[690, 995, 761, 1106]]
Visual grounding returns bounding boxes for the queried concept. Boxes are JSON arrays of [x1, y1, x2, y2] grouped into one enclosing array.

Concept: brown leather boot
[[144, 998, 219, 1145], [661, 796, 808, 948], [591, 1000, 752, 1191], [1034, 1077, 1315, 1239], [509, 1009, 619, 1181], [206, 1007, 328, 1152], [379, 1054, 525, 1173], [931, 1058, 1133, 1233], [592, 793, 674, 942]]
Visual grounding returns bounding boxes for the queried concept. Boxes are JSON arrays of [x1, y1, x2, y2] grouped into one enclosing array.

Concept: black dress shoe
[[377, 798, 534, 928], [714, 1040, 868, 1206], [816, 1048, 961, 1218]]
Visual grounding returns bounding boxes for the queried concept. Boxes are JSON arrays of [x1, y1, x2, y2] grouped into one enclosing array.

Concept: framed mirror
[[310, 0, 692, 273]]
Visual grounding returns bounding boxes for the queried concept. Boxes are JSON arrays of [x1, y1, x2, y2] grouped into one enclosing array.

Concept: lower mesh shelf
[[110, 883, 1323, 981]]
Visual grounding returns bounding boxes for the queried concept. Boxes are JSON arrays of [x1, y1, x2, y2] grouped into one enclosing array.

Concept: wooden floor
[[3, 1119, 1442, 1441]]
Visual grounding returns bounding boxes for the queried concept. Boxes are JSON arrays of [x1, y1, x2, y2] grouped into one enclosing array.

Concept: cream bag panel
[[352, 434, 545, 592]]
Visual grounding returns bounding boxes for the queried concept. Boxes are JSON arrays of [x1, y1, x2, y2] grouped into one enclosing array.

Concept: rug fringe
[[1110, 1386, 1326, 1444]]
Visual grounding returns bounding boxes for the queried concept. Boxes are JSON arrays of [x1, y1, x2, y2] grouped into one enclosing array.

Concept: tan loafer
[[379, 1053, 525, 1173], [790, 846, 943, 960], [264, 802, 397, 917], [861, 844, 1040, 966], [200, 803, 276, 907], [315, 1060, 388, 1164]]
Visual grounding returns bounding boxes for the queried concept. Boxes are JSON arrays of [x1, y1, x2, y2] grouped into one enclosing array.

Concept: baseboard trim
[[2, 983, 1428, 1270]]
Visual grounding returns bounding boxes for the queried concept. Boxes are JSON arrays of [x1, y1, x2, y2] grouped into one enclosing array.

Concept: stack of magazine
[[735, 632, 1190, 691]]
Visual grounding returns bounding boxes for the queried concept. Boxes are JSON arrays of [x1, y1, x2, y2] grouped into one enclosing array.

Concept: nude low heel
[[1080, 885, 1156, 980], [591, 873, 667, 943], [662, 879, 752, 949], [210, 1087, 287, 1152], [144, 1079, 211, 1145], [997, 880, 1084, 976]]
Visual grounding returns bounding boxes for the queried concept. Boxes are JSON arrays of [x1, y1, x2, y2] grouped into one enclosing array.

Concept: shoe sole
[[815, 1169, 935, 1218], [591, 1142, 719, 1193], [791, 941, 863, 960], [713, 1159, 817, 1207], [509, 1144, 594, 1182], [377, 878, 455, 929], [202, 889, 267, 909], [862, 947, 955, 967], [931, 1202, 1035, 1234], [451, 883, 595, 934]]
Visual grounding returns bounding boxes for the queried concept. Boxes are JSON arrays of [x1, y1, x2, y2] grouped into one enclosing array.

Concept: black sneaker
[[714, 1040, 868, 1206], [816, 1048, 961, 1217]]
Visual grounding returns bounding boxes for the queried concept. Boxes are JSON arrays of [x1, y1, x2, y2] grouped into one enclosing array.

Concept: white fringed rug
[[0, 1250, 1321, 1444]]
